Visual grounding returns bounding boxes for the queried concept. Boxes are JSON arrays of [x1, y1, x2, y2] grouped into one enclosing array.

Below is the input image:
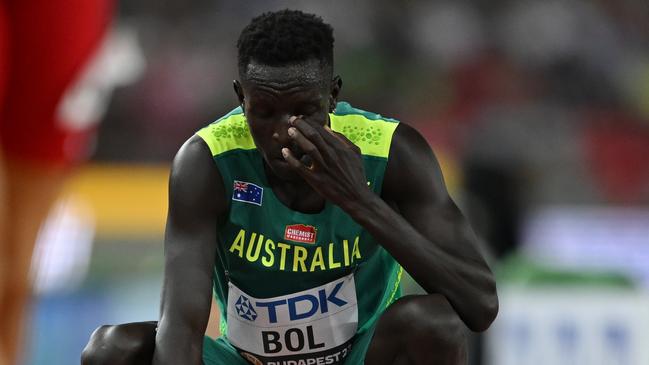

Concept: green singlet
[[195, 102, 403, 365]]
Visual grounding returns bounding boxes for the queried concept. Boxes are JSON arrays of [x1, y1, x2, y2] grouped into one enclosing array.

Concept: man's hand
[[283, 117, 498, 332], [281, 115, 372, 210]]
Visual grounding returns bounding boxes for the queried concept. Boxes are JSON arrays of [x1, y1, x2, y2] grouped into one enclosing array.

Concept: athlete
[[82, 10, 498, 365]]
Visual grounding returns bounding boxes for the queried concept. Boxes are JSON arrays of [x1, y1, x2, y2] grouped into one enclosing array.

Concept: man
[[82, 10, 497, 365]]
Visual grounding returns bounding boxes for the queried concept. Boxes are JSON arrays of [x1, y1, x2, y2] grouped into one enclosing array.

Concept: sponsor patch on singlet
[[227, 274, 358, 365], [284, 224, 317, 244]]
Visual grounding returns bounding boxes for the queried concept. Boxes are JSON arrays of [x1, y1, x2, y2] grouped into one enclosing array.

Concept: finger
[[323, 125, 353, 146], [320, 124, 344, 145], [288, 126, 327, 167], [324, 125, 361, 153], [303, 119, 345, 148], [290, 116, 335, 156], [281, 147, 313, 174]]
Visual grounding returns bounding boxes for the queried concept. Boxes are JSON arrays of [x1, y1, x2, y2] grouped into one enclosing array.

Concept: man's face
[[236, 59, 339, 181]]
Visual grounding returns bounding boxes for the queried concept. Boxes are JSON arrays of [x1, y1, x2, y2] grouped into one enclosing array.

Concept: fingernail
[[281, 148, 289, 157], [288, 116, 297, 124], [288, 127, 296, 137]]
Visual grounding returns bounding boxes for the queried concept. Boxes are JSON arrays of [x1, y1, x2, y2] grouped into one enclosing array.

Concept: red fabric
[[0, 2, 9, 112], [0, 0, 113, 165]]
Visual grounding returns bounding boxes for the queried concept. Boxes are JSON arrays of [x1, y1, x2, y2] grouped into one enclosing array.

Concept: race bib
[[227, 274, 358, 365]]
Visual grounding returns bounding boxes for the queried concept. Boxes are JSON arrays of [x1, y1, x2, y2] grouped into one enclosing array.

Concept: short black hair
[[237, 9, 334, 76]]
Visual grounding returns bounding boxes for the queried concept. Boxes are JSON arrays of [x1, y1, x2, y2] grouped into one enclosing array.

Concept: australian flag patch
[[232, 180, 263, 206]]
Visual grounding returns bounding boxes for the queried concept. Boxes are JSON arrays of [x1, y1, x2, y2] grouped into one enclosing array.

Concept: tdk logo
[[256, 281, 347, 324], [235, 295, 258, 321]]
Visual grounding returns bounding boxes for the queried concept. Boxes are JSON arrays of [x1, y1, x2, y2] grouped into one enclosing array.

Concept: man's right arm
[[152, 135, 226, 365]]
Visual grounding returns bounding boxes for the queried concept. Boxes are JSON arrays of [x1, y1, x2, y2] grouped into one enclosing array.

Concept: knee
[[378, 295, 467, 362], [81, 323, 156, 365], [81, 325, 117, 365]]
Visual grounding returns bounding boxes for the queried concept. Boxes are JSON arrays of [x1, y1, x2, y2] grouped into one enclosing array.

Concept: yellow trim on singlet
[[219, 316, 228, 338], [195, 103, 399, 159], [329, 113, 398, 159], [196, 112, 255, 157], [386, 265, 403, 308]]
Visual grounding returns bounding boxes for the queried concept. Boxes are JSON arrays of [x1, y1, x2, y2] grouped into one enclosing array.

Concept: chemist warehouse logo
[[284, 224, 317, 244]]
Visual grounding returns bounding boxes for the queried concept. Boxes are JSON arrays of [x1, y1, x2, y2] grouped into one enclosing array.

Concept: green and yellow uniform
[[196, 102, 402, 365]]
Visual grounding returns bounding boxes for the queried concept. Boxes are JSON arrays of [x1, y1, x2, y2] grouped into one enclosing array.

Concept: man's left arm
[[348, 123, 498, 332], [283, 118, 498, 332]]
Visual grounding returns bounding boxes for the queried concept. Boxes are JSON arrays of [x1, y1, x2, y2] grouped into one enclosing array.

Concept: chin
[[267, 159, 302, 181]]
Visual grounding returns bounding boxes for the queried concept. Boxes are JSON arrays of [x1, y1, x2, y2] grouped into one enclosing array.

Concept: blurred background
[[6, 0, 649, 364]]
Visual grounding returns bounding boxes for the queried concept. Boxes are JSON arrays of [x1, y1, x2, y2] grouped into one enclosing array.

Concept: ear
[[233, 80, 245, 111], [329, 76, 343, 112]]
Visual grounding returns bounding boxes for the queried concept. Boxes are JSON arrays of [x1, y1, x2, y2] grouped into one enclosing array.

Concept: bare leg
[[365, 294, 468, 365], [0, 159, 69, 365], [80, 296, 466, 365], [82, 298, 222, 364], [81, 322, 158, 365]]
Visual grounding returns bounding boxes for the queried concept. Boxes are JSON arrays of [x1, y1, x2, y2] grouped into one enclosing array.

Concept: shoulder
[[382, 122, 448, 203], [389, 122, 438, 164], [330, 102, 399, 159], [168, 134, 227, 218], [330, 103, 431, 167], [195, 106, 254, 157], [333, 102, 400, 123]]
